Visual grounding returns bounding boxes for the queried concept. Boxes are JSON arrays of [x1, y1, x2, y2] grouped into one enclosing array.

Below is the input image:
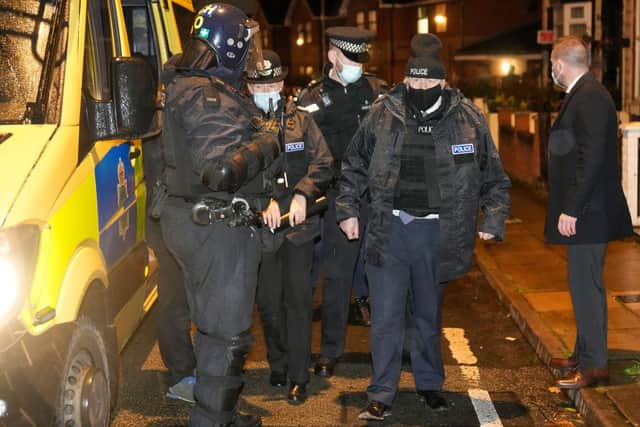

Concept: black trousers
[[567, 243, 609, 369], [146, 219, 195, 385], [160, 198, 261, 426], [256, 238, 314, 385], [319, 188, 363, 359]]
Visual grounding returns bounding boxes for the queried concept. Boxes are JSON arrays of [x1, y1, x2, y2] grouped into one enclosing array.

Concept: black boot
[[349, 297, 371, 326]]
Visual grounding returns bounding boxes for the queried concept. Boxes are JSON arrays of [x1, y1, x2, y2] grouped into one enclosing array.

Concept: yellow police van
[[0, 0, 192, 424]]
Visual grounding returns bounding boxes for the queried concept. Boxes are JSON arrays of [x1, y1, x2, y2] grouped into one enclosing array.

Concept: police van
[[0, 0, 192, 424]]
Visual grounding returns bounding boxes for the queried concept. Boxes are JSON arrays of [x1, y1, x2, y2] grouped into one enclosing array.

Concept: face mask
[[406, 85, 443, 112], [253, 91, 281, 114], [551, 63, 566, 89], [338, 62, 363, 84]]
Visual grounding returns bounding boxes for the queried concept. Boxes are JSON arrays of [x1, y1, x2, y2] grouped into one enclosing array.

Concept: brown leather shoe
[[555, 368, 609, 389], [549, 355, 578, 370]]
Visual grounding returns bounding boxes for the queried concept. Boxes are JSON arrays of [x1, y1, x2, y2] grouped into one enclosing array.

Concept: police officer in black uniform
[[159, 4, 279, 426], [143, 109, 196, 403], [244, 50, 333, 405], [297, 27, 387, 377]]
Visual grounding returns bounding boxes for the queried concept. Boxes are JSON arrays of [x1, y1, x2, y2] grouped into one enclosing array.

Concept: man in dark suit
[[545, 36, 633, 389]]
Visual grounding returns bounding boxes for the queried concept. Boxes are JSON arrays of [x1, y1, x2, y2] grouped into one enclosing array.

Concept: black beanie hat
[[405, 33, 446, 79]]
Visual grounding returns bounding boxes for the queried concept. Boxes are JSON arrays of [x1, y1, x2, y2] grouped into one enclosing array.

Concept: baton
[[272, 196, 328, 232]]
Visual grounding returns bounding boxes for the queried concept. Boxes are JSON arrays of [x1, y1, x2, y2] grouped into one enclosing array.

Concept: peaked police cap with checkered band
[[326, 26, 373, 63], [243, 49, 288, 84]]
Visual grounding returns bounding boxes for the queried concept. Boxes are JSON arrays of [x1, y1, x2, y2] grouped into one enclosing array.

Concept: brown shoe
[[549, 355, 578, 370], [555, 368, 609, 389]]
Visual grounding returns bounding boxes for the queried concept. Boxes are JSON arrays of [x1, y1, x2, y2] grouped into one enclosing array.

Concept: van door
[[80, 0, 148, 339]]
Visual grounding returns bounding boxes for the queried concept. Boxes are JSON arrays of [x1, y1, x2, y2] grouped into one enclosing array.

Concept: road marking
[[468, 388, 504, 427], [443, 328, 504, 427]]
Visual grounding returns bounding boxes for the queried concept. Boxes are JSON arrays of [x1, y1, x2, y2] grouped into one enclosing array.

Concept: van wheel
[[59, 317, 112, 427]]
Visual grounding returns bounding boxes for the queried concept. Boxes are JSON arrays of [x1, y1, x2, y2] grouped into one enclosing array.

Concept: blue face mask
[[338, 62, 363, 84], [253, 91, 281, 114]]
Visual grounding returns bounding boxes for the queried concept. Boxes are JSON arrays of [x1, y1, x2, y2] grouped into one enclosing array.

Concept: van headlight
[[0, 225, 41, 325]]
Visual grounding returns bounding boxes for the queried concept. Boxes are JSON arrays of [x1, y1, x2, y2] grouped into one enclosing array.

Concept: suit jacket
[[544, 72, 632, 244]]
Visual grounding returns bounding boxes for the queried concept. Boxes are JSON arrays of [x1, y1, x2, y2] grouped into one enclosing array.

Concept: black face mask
[[406, 85, 443, 112]]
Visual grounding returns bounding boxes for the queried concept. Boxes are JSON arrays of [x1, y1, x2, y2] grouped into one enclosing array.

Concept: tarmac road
[[111, 263, 583, 426]]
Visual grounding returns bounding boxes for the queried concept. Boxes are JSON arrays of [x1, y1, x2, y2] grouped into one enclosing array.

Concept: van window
[[79, 0, 115, 157], [123, 4, 159, 80], [0, 0, 68, 124], [83, 0, 113, 101]]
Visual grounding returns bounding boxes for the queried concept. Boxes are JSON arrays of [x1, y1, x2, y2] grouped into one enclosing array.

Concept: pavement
[[474, 183, 640, 427]]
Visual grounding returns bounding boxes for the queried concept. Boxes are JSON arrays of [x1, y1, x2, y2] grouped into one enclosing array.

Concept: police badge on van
[[451, 143, 475, 164]]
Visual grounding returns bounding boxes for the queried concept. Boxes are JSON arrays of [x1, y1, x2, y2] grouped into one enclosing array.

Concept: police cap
[[244, 49, 288, 84], [326, 26, 373, 63]]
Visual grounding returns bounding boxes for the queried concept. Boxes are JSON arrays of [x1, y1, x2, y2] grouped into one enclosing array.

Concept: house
[[341, 0, 540, 84], [283, 0, 345, 85], [541, 0, 627, 110]]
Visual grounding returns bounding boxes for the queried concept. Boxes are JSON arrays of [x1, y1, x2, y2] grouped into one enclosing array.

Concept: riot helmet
[[179, 3, 263, 71]]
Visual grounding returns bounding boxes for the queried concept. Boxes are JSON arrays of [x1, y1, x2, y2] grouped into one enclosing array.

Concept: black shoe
[[349, 297, 371, 326], [314, 357, 337, 377], [417, 390, 448, 411], [287, 383, 307, 405], [269, 371, 287, 387], [358, 400, 392, 421], [216, 412, 262, 427]]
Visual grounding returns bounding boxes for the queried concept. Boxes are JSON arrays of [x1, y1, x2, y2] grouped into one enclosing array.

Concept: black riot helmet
[[178, 3, 263, 71]]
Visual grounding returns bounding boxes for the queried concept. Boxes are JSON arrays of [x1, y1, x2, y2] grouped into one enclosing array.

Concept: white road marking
[[443, 327, 504, 427], [468, 388, 504, 427]]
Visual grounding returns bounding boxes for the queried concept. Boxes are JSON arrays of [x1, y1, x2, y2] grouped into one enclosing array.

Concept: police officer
[[336, 33, 511, 420], [245, 50, 333, 405], [159, 4, 279, 426], [297, 27, 387, 377], [143, 95, 196, 403]]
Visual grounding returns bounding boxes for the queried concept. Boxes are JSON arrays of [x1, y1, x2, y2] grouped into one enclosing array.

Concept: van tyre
[[59, 317, 113, 427]]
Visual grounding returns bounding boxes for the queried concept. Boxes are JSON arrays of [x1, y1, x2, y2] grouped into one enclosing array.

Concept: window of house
[[305, 21, 312, 43], [563, 2, 591, 37], [299, 65, 305, 75], [368, 10, 377, 33], [356, 11, 365, 29], [297, 23, 304, 46], [434, 3, 447, 33], [417, 7, 429, 34], [305, 66, 313, 75]]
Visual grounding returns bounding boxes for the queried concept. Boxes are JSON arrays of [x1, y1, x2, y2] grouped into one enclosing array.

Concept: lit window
[[305, 22, 312, 43], [434, 4, 447, 32], [299, 65, 305, 75], [306, 66, 313, 75], [297, 24, 304, 46], [417, 7, 429, 34], [368, 10, 377, 33], [356, 11, 365, 29]]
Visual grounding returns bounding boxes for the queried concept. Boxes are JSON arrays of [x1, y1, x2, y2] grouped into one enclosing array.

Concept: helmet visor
[[244, 18, 265, 75]]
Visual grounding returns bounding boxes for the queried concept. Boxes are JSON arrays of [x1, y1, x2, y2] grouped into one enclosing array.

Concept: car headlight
[[0, 224, 41, 326]]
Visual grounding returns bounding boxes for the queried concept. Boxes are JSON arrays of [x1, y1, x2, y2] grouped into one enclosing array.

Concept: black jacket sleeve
[[293, 112, 334, 201], [477, 119, 512, 239], [335, 108, 376, 222]]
